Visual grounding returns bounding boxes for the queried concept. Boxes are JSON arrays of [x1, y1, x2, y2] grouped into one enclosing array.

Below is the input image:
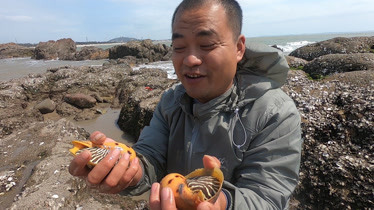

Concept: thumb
[[203, 155, 221, 169], [197, 201, 214, 210]]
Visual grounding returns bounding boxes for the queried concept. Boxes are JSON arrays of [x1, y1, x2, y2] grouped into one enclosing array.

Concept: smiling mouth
[[186, 74, 203, 79]]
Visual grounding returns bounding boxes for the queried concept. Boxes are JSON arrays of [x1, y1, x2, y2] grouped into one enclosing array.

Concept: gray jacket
[[126, 43, 302, 209]]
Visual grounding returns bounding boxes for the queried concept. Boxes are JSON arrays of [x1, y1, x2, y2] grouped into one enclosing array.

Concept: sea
[[1, 31, 374, 82]]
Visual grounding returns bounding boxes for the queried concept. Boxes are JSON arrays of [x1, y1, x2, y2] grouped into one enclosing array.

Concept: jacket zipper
[[187, 117, 200, 172]]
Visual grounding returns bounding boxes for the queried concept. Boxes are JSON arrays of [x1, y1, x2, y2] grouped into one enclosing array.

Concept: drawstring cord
[[230, 107, 248, 150]]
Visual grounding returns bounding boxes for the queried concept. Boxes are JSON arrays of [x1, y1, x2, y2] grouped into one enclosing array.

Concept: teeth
[[187, 74, 201, 78]]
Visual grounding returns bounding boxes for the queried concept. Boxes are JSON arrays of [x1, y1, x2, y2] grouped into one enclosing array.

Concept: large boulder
[[303, 53, 374, 79], [75, 46, 109, 60], [109, 39, 170, 62], [289, 36, 374, 61], [116, 68, 178, 139], [283, 70, 373, 209], [32, 38, 77, 60], [0, 43, 34, 59]]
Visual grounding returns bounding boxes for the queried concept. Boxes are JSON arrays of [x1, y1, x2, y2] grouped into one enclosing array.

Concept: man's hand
[[68, 131, 143, 194], [149, 155, 227, 210]]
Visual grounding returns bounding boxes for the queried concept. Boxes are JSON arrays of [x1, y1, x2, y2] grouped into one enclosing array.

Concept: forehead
[[172, 4, 229, 38]]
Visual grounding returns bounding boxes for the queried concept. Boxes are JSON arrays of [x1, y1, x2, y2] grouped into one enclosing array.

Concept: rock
[[0, 118, 147, 210], [109, 39, 171, 62], [63, 93, 97, 109], [117, 68, 178, 139], [285, 56, 308, 69], [91, 93, 104, 103], [75, 46, 109, 60], [0, 43, 34, 59], [32, 38, 77, 60], [282, 70, 373, 209], [35, 98, 56, 114], [289, 36, 374, 61], [303, 53, 374, 79], [0, 64, 133, 136], [162, 49, 173, 61]]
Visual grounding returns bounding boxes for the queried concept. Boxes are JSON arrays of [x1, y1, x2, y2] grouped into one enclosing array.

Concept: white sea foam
[[277, 41, 315, 54], [133, 61, 177, 80]]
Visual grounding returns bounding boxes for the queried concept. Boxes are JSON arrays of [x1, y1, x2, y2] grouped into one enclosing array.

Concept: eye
[[201, 43, 216, 50], [172, 45, 186, 53]]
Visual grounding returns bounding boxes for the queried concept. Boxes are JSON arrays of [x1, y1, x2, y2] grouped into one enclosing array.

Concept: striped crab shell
[[69, 140, 136, 167], [160, 167, 224, 210]]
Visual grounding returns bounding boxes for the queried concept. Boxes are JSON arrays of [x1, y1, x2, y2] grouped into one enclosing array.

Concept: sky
[[0, 0, 373, 43]]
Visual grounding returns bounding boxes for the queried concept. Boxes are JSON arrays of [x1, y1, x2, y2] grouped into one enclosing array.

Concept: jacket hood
[[238, 42, 289, 87], [234, 42, 290, 109]]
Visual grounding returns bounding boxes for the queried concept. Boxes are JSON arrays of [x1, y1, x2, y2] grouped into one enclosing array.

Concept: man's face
[[172, 3, 245, 103]]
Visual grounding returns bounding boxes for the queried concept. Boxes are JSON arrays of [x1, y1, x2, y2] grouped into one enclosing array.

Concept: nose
[[183, 54, 202, 67]]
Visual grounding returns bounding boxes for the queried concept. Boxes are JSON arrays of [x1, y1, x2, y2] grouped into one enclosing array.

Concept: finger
[[87, 148, 121, 185], [69, 150, 91, 177], [149, 183, 161, 210], [100, 152, 131, 192], [198, 191, 227, 210], [197, 201, 214, 210], [90, 131, 106, 144], [129, 157, 143, 187], [203, 155, 221, 169], [161, 187, 177, 210], [120, 157, 141, 187]]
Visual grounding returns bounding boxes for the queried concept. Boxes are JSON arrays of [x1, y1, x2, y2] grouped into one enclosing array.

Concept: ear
[[236, 35, 246, 62]]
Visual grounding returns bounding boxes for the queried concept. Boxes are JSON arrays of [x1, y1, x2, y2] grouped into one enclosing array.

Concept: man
[[69, 0, 302, 209]]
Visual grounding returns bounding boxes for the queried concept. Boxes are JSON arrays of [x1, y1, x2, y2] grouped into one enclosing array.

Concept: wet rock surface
[[289, 36, 374, 61]]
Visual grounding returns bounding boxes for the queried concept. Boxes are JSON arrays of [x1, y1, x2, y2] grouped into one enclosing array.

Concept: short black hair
[[171, 0, 243, 38]]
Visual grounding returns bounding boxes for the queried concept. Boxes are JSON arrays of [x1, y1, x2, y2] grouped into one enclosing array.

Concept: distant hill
[[108, 37, 138, 43]]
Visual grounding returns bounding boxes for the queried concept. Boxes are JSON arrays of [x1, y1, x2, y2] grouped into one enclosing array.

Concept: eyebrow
[[172, 29, 218, 40], [196, 29, 218, 37], [172, 33, 184, 40]]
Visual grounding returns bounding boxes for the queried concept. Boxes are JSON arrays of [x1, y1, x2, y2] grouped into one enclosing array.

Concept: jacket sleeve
[[120, 92, 171, 196], [224, 92, 302, 209]]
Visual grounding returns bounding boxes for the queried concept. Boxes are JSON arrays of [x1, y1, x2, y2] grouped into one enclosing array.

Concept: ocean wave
[[133, 61, 177, 80], [277, 41, 315, 54]]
